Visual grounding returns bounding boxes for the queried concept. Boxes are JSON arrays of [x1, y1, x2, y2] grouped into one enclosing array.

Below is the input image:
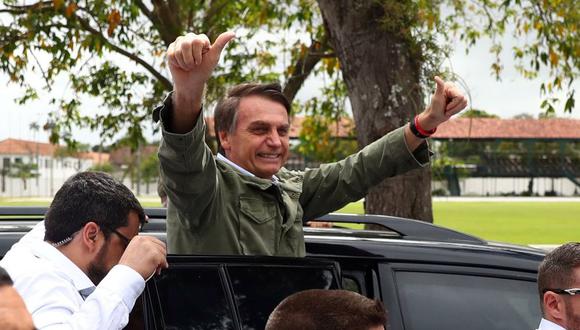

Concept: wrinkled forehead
[[236, 96, 290, 124]]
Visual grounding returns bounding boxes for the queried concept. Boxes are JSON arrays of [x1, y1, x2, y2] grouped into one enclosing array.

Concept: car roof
[[0, 207, 545, 272]]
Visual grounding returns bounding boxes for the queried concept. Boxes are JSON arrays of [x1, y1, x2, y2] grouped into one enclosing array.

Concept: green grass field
[[433, 202, 580, 244], [337, 201, 579, 244], [1, 197, 578, 244]]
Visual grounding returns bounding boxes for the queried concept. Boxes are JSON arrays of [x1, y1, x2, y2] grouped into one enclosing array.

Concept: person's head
[[44, 171, 145, 285], [265, 289, 387, 330], [0, 266, 35, 330], [537, 242, 580, 329], [214, 83, 291, 179]]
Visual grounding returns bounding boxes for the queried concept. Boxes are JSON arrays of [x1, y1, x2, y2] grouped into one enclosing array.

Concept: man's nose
[[266, 129, 282, 147]]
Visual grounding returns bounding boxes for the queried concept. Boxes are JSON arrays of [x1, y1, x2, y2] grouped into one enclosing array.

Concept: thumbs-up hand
[[167, 31, 235, 93], [418, 76, 468, 131], [165, 32, 236, 133]]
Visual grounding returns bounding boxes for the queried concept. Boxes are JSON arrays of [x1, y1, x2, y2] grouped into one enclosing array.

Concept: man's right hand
[[118, 236, 168, 281], [166, 32, 235, 133]]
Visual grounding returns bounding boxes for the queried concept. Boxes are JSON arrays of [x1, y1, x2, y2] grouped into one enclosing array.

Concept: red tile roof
[[109, 145, 158, 166], [0, 139, 108, 164], [77, 151, 110, 165], [432, 118, 580, 139], [0, 138, 58, 156]]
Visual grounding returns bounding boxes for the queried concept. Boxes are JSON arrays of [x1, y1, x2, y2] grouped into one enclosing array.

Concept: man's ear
[[218, 131, 231, 152], [543, 291, 565, 322], [80, 222, 100, 252]]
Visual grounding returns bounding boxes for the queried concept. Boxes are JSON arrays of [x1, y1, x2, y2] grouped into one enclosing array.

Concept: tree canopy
[[1, 1, 575, 150], [0, 1, 576, 148], [0, 0, 326, 149], [0, 0, 577, 218]]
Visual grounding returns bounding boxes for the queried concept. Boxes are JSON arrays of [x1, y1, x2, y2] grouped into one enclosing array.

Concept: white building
[[0, 139, 109, 197]]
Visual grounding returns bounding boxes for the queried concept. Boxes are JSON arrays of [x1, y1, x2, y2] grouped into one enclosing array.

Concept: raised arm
[[166, 31, 235, 133]]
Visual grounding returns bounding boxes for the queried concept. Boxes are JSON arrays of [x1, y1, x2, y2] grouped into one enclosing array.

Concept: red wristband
[[414, 116, 436, 137]]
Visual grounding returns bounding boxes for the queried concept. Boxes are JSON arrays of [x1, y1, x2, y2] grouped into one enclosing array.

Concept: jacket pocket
[[239, 196, 278, 255]]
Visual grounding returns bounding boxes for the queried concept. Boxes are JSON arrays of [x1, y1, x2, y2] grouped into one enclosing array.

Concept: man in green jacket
[[156, 31, 467, 256]]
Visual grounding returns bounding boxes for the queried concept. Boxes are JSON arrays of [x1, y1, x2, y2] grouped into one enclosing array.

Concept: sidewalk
[[529, 244, 561, 252], [433, 197, 580, 202]]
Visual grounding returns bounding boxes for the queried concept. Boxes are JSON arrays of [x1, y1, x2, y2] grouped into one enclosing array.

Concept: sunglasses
[[103, 220, 146, 248], [543, 288, 580, 296], [109, 228, 131, 247]]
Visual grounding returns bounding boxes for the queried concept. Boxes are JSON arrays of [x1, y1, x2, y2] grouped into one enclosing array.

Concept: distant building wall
[[0, 155, 95, 197], [433, 177, 579, 196]]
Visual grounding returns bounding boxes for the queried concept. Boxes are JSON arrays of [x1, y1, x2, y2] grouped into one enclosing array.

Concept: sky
[[1, 31, 578, 146]]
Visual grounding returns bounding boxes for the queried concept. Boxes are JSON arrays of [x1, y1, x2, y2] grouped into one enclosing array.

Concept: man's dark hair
[[265, 289, 387, 330], [0, 266, 13, 286], [44, 171, 145, 243], [213, 82, 291, 154], [537, 242, 580, 313]]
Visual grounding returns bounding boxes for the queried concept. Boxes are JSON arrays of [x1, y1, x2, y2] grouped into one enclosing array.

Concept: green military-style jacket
[[158, 103, 429, 256]]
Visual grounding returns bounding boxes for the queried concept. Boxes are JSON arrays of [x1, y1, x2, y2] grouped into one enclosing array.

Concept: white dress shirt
[[217, 153, 279, 182], [0, 222, 145, 329], [537, 318, 567, 330]]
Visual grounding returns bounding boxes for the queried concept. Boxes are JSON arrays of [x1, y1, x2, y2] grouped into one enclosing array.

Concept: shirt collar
[[538, 318, 567, 330], [30, 239, 95, 292], [217, 153, 279, 183]]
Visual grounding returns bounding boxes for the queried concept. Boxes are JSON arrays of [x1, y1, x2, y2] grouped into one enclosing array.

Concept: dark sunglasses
[[109, 228, 131, 247]]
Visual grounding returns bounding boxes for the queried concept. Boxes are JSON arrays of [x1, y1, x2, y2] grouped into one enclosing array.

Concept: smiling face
[[219, 95, 290, 179]]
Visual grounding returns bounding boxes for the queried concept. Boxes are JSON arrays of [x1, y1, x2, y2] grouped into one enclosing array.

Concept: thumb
[[434, 76, 445, 96], [211, 31, 236, 55]]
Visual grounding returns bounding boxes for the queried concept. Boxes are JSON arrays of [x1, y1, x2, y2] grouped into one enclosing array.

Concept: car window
[[342, 276, 361, 293], [395, 271, 540, 330], [228, 265, 339, 330], [153, 266, 235, 330]]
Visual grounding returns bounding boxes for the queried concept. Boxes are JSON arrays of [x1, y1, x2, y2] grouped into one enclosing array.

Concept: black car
[[0, 207, 545, 330]]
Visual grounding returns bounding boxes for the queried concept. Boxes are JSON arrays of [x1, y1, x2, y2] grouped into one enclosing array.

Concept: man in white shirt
[[0, 172, 168, 329], [537, 243, 580, 330]]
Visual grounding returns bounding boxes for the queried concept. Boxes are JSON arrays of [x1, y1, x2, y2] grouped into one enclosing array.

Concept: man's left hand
[[418, 76, 468, 131]]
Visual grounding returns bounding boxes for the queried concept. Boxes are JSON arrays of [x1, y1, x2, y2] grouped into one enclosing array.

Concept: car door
[[378, 263, 541, 330], [135, 255, 341, 330]]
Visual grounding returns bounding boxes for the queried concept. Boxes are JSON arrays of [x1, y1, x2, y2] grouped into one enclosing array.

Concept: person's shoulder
[[7, 261, 78, 308], [1, 245, 69, 289], [5, 256, 66, 287]]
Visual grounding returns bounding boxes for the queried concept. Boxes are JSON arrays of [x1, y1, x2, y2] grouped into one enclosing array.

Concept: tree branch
[[151, 0, 182, 45], [72, 13, 172, 90], [283, 36, 332, 102], [2, 0, 52, 11], [134, 0, 180, 46], [202, 0, 229, 39]]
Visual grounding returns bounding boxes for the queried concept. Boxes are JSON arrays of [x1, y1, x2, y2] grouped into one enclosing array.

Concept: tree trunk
[[317, 0, 433, 222]]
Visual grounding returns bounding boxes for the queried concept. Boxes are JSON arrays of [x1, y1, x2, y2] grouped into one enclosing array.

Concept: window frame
[[140, 256, 342, 330]]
